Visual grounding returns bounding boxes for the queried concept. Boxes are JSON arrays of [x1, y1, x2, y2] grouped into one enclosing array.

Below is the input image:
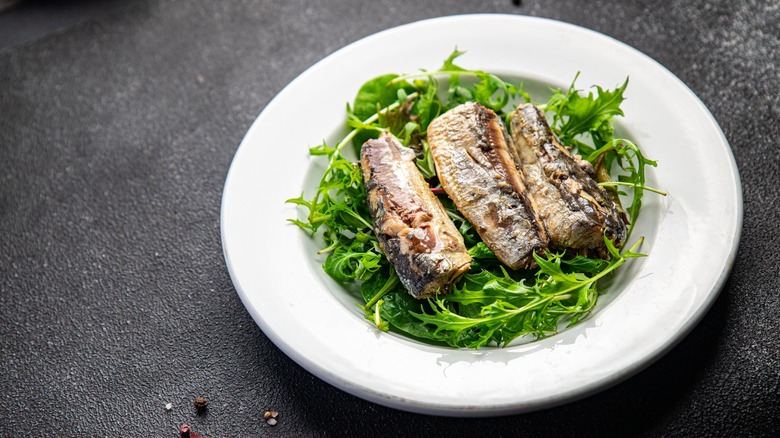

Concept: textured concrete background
[[1, 0, 778, 436]]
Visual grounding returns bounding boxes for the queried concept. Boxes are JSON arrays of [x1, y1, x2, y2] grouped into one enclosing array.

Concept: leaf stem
[[362, 271, 400, 310], [375, 299, 384, 329], [389, 70, 473, 84], [598, 181, 667, 196], [316, 240, 339, 255]]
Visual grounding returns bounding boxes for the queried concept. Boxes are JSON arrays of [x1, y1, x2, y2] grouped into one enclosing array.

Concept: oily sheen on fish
[[360, 132, 471, 298], [428, 102, 547, 269], [510, 104, 627, 257]]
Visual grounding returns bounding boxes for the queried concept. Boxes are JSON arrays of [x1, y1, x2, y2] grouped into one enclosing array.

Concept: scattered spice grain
[[263, 410, 279, 426], [193, 396, 208, 413]]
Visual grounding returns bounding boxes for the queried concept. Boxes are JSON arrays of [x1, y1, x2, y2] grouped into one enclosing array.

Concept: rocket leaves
[[377, 238, 644, 349], [392, 48, 521, 113], [287, 49, 659, 348], [542, 73, 665, 238], [544, 73, 628, 153]]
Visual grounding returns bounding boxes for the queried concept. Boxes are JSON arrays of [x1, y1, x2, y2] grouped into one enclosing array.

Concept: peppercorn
[[179, 424, 191, 438], [193, 396, 208, 413]]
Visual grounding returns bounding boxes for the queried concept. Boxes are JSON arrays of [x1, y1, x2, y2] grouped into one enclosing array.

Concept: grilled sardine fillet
[[428, 102, 547, 269], [361, 132, 471, 298], [510, 104, 627, 257]]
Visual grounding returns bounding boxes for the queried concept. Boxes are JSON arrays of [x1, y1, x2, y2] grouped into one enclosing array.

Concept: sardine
[[360, 132, 471, 298], [510, 104, 627, 257], [427, 102, 548, 269]]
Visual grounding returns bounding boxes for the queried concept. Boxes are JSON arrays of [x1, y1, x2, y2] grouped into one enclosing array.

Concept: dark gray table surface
[[2, 0, 779, 436]]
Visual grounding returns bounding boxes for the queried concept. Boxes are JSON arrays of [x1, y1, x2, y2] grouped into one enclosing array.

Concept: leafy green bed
[[288, 50, 660, 349]]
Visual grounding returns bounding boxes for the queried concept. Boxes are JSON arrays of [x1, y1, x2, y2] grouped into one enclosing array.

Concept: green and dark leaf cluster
[[287, 49, 660, 348], [543, 74, 665, 236]]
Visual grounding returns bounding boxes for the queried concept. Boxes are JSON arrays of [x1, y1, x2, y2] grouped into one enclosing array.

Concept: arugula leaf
[[586, 138, 663, 237], [473, 73, 518, 112], [543, 74, 628, 155], [289, 49, 660, 349], [446, 74, 474, 109], [541, 75, 664, 238], [561, 255, 609, 276], [379, 291, 443, 342], [415, 139, 437, 180], [324, 240, 383, 282], [350, 74, 416, 152], [393, 48, 520, 113], [401, 237, 646, 348], [352, 74, 415, 121], [411, 77, 442, 132], [467, 242, 497, 260], [565, 81, 626, 141], [439, 48, 468, 72]]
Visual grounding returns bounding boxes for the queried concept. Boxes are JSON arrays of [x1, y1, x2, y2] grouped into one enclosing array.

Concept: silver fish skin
[[428, 102, 548, 270], [510, 104, 627, 258], [360, 132, 471, 299]]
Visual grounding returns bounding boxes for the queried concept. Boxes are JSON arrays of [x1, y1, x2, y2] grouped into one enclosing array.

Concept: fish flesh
[[427, 102, 548, 269], [360, 132, 471, 298], [510, 104, 627, 257]]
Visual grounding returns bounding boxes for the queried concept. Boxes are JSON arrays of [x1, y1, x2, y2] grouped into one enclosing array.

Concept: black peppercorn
[[193, 396, 208, 413]]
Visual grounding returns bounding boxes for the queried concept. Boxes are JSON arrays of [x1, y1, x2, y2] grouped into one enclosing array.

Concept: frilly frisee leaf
[[439, 47, 468, 72], [586, 138, 664, 237], [323, 243, 383, 283], [558, 82, 627, 143], [446, 74, 473, 109], [561, 255, 610, 276], [415, 139, 437, 180], [453, 268, 535, 303], [308, 141, 337, 156], [534, 252, 588, 285], [466, 241, 496, 260], [544, 73, 628, 146], [289, 49, 657, 349], [412, 77, 442, 132], [473, 73, 517, 112], [397, 237, 644, 348], [392, 48, 521, 114]]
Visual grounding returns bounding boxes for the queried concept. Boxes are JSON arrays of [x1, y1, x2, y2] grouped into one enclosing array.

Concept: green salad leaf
[[544, 73, 628, 154], [541, 74, 665, 237], [393, 48, 521, 113], [287, 49, 663, 348]]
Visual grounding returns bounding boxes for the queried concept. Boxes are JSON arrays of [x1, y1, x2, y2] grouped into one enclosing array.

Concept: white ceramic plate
[[221, 14, 742, 416]]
